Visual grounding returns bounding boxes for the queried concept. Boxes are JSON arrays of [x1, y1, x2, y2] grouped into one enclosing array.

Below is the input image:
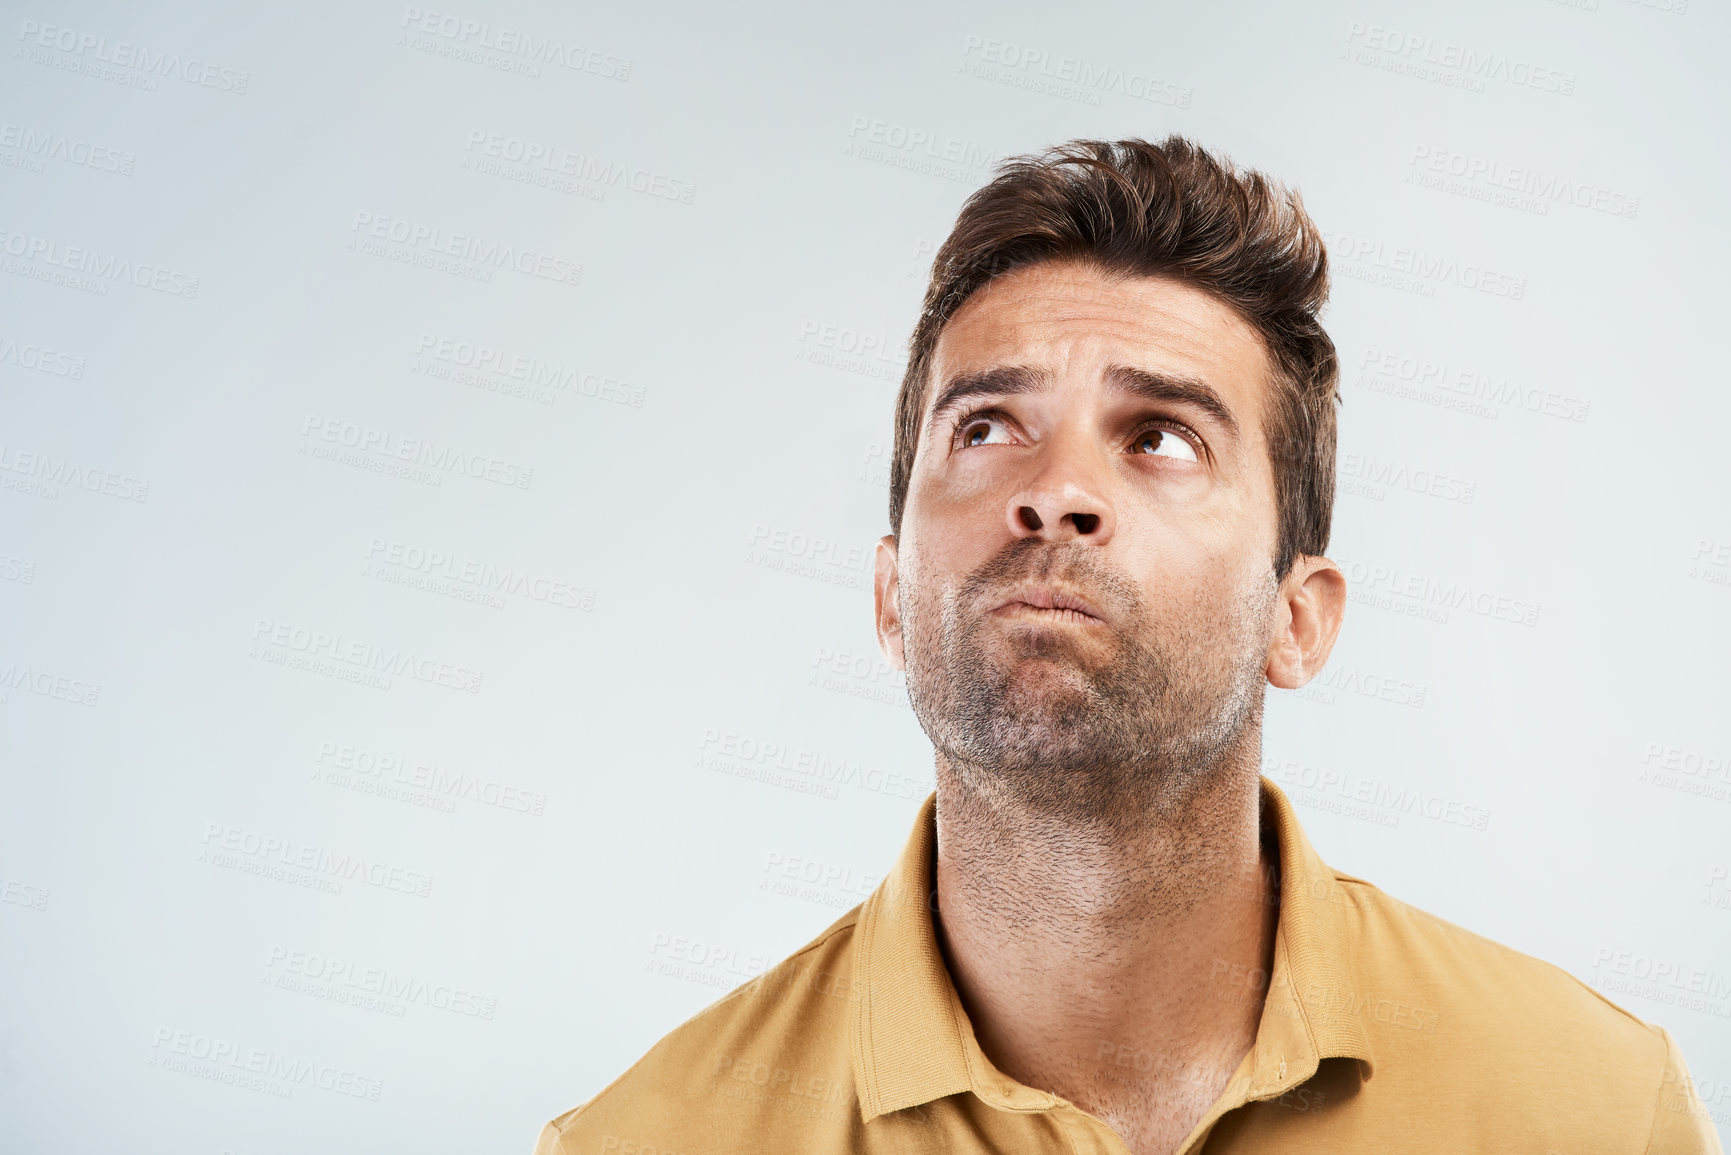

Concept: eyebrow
[[1104, 364, 1242, 445], [925, 365, 1049, 435], [925, 363, 1242, 446]]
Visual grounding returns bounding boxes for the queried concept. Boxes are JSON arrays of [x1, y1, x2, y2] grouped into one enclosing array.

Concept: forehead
[[925, 260, 1275, 427]]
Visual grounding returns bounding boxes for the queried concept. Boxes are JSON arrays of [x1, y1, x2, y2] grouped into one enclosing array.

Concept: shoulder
[[535, 909, 866, 1155], [1314, 872, 1722, 1151], [1322, 871, 1659, 1054]]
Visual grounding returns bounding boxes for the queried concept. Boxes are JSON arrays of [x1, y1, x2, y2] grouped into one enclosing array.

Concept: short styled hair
[[889, 136, 1339, 581]]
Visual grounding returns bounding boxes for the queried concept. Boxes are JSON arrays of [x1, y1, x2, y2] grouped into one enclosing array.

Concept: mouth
[[990, 585, 1107, 627]]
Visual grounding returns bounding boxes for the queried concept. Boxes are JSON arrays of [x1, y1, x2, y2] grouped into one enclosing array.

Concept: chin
[[994, 662, 1099, 718]]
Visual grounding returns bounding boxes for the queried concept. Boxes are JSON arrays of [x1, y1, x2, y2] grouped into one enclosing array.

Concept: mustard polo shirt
[[534, 778, 1722, 1153]]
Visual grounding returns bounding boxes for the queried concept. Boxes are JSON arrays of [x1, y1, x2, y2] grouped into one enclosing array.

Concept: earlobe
[[1266, 556, 1346, 691], [874, 535, 906, 671]]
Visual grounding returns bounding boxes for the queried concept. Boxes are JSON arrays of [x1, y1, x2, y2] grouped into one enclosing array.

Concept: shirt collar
[[849, 776, 1375, 1122]]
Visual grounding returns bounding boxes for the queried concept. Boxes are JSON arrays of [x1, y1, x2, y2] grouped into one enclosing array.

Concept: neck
[[931, 730, 1279, 1131]]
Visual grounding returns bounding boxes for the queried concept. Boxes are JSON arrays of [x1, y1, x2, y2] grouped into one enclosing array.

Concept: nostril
[[1071, 513, 1099, 534], [1018, 507, 1043, 531]]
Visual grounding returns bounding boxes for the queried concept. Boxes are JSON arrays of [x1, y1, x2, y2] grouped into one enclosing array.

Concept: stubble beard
[[901, 536, 1277, 834]]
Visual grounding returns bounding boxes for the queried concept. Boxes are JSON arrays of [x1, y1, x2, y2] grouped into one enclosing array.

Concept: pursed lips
[[991, 586, 1107, 625]]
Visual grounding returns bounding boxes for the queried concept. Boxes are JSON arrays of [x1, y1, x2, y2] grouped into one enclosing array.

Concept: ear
[[873, 535, 906, 671], [1265, 555, 1346, 690]]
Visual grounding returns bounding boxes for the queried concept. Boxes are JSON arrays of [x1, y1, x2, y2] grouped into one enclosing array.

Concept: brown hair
[[889, 136, 1339, 580]]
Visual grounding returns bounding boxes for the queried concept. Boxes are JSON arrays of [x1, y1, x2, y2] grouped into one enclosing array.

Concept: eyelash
[[950, 406, 1206, 459]]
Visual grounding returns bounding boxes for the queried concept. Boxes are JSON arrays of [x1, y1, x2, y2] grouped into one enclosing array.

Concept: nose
[[1004, 449, 1114, 544]]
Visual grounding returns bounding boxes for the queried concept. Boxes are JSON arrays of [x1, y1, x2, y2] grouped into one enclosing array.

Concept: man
[[534, 138, 1720, 1154]]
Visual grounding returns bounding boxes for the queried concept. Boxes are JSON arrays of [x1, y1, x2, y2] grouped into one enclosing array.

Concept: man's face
[[875, 259, 1309, 817]]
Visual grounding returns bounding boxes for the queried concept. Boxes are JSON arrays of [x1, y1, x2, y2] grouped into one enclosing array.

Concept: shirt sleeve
[[1645, 1026, 1725, 1155]]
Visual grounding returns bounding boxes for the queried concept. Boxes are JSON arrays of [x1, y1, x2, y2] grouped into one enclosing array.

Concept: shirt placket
[[1052, 1102, 1135, 1154], [1041, 1071, 1259, 1155]]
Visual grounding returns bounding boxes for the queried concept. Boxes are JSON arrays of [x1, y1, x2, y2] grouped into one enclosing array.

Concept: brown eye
[[1135, 428, 1198, 462], [959, 415, 1009, 448]]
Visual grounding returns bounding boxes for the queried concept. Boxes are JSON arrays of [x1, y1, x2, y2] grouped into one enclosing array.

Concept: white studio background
[[2, 0, 1727, 1150]]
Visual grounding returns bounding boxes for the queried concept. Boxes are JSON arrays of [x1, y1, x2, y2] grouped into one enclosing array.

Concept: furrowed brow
[[1105, 365, 1241, 445], [925, 366, 1050, 437]]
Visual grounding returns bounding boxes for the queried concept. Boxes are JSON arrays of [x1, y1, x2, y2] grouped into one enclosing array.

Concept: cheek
[[1124, 513, 1263, 617], [1136, 475, 1270, 571], [915, 456, 1012, 516], [1122, 493, 1235, 566], [906, 473, 1008, 551], [898, 531, 978, 613]]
